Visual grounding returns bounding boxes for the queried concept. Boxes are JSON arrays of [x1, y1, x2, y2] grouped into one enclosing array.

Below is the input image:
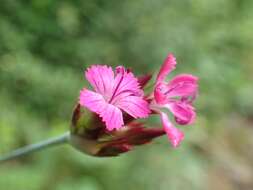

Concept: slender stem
[[0, 132, 70, 163]]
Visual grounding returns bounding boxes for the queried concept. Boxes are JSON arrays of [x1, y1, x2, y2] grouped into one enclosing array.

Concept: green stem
[[0, 132, 70, 163]]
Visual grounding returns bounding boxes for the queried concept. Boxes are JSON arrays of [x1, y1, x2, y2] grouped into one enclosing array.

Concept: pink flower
[[151, 53, 198, 147], [79, 65, 151, 131]]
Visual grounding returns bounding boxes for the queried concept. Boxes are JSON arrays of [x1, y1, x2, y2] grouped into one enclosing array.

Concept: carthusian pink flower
[[73, 53, 198, 156], [79, 65, 151, 131], [72, 69, 163, 157], [0, 53, 198, 161], [150, 53, 198, 147]]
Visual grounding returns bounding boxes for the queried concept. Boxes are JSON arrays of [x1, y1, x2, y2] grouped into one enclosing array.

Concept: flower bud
[[69, 104, 165, 157]]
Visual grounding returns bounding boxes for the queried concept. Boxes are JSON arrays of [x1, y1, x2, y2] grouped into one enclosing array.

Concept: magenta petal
[[166, 74, 198, 98], [165, 101, 196, 125], [160, 112, 184, 147], [79, 88, 107, 114], [116, 96, 151, 118], [154, 82, 169, 104], [85, 65, 114, 97], [156, 53, 177, 84], [99, 103, 124, 131], [112, 66, 142, 98], [79, 88, 124, 131]]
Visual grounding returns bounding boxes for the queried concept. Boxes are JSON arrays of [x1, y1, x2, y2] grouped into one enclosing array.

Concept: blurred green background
[[1, 0, 253, 190]]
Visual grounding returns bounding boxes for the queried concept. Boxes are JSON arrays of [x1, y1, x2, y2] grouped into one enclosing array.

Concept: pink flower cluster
[[79, 53, 198, 148]]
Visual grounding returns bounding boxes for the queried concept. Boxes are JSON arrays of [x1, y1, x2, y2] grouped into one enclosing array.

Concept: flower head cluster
[[76, 53, 198, 156]]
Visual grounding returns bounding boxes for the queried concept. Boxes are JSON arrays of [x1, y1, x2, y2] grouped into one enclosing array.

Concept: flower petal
[[166, 74, 198, 98], [165, 101, 196, 125], [115, 96, 151, 118], [85, 65, 114, 97], [156, 53, 177, 84], [79, 88, 124, 131], [160, 112, 184, 147], [112, 66, 142, 97], [99, 103, 124, 131], [79, 88, 107, 113], [154, 82, 169, 104]]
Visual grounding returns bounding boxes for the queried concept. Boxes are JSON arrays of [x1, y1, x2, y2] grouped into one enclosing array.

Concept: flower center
[[108, 71, 125, 104]]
